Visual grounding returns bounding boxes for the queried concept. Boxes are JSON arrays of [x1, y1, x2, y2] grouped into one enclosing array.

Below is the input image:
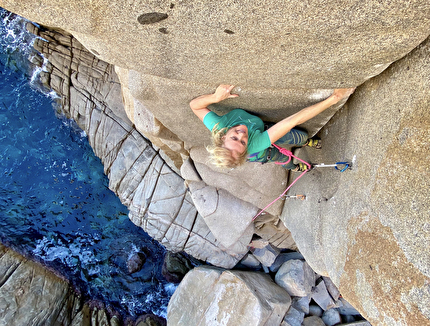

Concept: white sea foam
[[33, 235, 99, 270]]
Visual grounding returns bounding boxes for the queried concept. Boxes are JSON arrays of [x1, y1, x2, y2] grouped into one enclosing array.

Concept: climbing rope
[[252, 144, 311, 221]]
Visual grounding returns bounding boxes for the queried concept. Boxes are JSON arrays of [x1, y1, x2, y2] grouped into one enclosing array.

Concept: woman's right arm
[[267, 88, 355, 144], [190, 84, 239, 121]]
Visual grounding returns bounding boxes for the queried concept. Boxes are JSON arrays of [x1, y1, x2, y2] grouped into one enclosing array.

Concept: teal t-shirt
[[203, 109, 271, 154]]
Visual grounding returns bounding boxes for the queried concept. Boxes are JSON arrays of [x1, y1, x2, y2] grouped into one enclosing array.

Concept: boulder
[[312, 280, 336, 311], [127, 252, 147, 274], [302, 316, 326, 326], [0, 244, 77, 326], [275, 259, 316, 297], [291, 296, 310, 315], [322, 308, 342, 326], [161, 252, 194, 283], [309, 305, 324, 318], [167, 266, 291, 326], [238, 253, 261, 270], [250, 242, 281, 267], [0, 243, 123, 326], [135, 314, 167, 326], [322, 276, 341, 301], [281, 306, 304, 326], [188, 181, 256, 249], [269, 252, 304, 273]]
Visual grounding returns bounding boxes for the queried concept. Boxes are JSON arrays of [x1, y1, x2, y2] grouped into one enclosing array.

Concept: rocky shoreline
[[0, 243, 170, 326]]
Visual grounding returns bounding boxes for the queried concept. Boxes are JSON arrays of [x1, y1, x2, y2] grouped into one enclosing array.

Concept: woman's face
[[222, 125, 248, 159]]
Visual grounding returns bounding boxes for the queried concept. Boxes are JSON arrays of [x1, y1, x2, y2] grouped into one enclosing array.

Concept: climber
[[190, 84, 355, 170]]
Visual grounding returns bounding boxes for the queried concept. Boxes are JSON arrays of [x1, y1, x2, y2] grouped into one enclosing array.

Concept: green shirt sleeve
[[202, 111, 220, 131]]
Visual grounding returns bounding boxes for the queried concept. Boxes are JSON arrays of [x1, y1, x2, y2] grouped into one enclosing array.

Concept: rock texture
[[282, 36, 430, 325], [2, 0, 430, 89], [167, 266, 292, 326]]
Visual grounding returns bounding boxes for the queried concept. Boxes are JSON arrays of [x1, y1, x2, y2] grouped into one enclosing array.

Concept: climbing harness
[[252, 144, 351, 221]]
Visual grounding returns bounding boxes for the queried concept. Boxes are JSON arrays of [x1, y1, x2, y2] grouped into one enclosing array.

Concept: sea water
[[0, 9, 175, 318]]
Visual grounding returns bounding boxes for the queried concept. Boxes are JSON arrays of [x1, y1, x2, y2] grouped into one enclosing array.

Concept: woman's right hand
[[213, 84, 239, 103], [332, 87, 356, 102]]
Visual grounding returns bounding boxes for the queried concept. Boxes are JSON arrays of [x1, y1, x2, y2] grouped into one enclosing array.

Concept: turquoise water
[[0, 9, 174, 319]]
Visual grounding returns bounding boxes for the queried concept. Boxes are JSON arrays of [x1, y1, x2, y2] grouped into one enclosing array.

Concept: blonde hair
[[206, 125, 248, 168]]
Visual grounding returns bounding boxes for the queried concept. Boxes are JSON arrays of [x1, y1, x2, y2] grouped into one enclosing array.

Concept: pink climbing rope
[[252, 144, 311, 221]]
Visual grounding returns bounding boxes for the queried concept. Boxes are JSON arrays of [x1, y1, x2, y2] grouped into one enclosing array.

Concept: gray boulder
[[250, 242, 281, 267], [322, 308, 342, 326], [188, 181, 255, 249], [270, 252, 304, 273], [281, 306, 304, 326], [238, 253, 261, 270], [309, 305, 324, 318], [167, 266, 291, 326], [302, 316, 326, 326], [312, 280, 336, 311], [291, 296, 310, 315], [275, 259, 316, 297]]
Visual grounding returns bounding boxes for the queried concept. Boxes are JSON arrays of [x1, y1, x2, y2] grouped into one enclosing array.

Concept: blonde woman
[[190, 85, 355, 170]]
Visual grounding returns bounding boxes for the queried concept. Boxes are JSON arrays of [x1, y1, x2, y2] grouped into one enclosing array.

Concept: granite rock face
[[4, 0, 430, 223], [167, 266, 292, 326], [282, 36, 430, 325], [2, 0, 430, 89]]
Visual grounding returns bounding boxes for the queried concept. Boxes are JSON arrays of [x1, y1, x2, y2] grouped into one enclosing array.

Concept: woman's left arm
[[267, 88, 355, 143]]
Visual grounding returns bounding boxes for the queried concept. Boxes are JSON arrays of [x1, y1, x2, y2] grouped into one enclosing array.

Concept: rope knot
[[278, 148, 292, 156], [272, 144, 292, 157]]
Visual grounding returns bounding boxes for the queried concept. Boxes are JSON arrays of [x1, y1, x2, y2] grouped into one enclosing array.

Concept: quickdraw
[[312, 162, 351, 172], [252, 144, 310, 221], [252, 144, 351, 221]]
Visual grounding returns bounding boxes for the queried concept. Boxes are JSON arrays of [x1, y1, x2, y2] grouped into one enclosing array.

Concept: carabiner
[[335, 162, 350, 172]]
